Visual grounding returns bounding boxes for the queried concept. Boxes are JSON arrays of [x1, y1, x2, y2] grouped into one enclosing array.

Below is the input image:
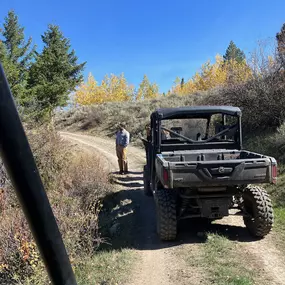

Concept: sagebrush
[[0, 126, 113, 284]]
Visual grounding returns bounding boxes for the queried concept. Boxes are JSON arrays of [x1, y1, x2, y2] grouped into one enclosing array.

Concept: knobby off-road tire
[[143, 165, 152, 196], [242, 185, 274, 238], [155, 189, 177, 241]]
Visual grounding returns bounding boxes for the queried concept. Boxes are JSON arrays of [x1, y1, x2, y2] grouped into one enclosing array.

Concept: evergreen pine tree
[[180, 77, 184, 89], [0, 10, 35, 100], [27, 25, 86, 117], [223, 41, 246, 63]]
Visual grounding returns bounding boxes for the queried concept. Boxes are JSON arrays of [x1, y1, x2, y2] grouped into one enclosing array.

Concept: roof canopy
[[152, 106, 241, 120]]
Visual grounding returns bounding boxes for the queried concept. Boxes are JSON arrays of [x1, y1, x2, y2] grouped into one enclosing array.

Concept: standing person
[[116, 123, 130, 174], [146, 123, 151, 142]]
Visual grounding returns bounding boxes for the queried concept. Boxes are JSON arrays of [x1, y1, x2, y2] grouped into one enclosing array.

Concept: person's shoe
[[119, 171, 124, 175]]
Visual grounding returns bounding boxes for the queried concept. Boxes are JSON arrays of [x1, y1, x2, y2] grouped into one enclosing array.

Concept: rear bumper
[[168, 160, 272, 188]]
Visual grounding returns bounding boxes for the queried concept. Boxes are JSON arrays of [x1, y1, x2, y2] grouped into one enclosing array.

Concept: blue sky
[[1, 0, 284, 92]]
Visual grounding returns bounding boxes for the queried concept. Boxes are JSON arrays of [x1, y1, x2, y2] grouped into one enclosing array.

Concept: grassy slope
[[265, 171, 285, 254], [23, 250, 136, 285], [56, 93, 201, 145], [174, 232, 261, 285], [203, 235, 254, 285], [74, 249, 136, 285], [11, 133, 136, 285]]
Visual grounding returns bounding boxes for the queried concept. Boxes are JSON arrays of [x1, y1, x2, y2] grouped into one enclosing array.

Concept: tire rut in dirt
[[243, 185, 274, 238], [155, 189, 177, 241]]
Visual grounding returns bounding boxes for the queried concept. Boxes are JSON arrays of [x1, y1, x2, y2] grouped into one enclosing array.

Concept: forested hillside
[[58, 23, 285, 163]]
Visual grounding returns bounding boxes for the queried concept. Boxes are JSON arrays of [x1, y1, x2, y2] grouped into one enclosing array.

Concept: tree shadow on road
[[98, 172, 258, 252], [119, 176, 143, 182], [127, 171, 143, 175], [108, 172, 143, 188]]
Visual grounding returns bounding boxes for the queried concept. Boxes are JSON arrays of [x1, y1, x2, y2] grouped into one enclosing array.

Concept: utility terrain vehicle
[[143, 106, 277, 241]]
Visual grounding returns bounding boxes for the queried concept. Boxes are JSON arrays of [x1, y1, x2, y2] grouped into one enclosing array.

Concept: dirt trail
[[61, 132, 285, 285], [61, 132, 203, 285]]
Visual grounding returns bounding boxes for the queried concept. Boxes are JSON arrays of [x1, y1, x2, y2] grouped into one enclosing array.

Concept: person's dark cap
[[118, 123, 126, 129]]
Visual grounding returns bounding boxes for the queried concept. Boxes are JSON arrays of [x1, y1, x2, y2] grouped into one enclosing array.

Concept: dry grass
[[0, 125, 116, 284], [176, 234, 256, 285], [203, 234, 255, 285], [74, 249, 136, 285]]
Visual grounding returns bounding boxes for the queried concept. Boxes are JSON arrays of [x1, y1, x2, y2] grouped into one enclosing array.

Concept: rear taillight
[[163, 169, 169, 188], [272, 164, 277, 184], [163, 169, 169, 182]]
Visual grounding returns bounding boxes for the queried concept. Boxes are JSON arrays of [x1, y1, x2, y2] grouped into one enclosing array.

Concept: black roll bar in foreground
[[0, 64, 78, 285]]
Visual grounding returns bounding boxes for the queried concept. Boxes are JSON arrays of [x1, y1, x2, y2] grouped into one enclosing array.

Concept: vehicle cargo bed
[[156, 150, 275, 188]]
